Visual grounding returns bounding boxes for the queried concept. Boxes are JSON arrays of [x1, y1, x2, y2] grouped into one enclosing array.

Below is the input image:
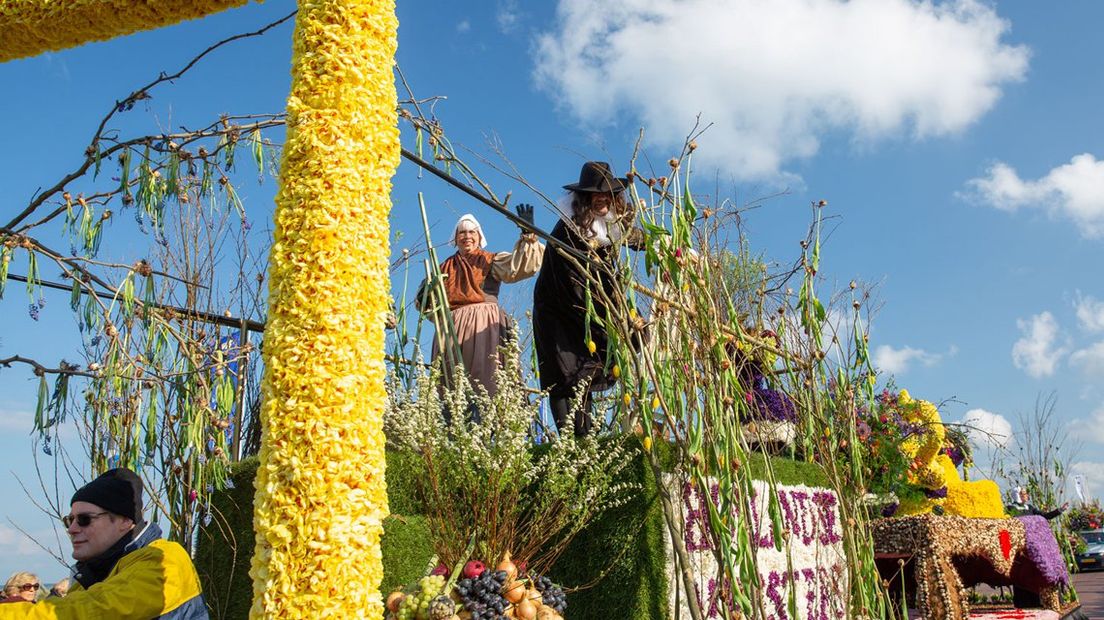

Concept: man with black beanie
[[0, 468, 208, 619]]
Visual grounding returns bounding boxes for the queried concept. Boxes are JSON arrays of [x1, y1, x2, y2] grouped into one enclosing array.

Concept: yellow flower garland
[[0, 0, 253, 64], [249, 1, 398, 618]]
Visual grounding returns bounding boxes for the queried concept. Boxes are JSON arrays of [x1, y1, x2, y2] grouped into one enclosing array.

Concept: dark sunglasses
[[19, 583, 39, 592], [62, 511, 110, 528]]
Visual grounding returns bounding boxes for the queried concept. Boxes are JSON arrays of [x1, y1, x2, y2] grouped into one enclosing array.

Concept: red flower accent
[[999, 529, 1012, 560]]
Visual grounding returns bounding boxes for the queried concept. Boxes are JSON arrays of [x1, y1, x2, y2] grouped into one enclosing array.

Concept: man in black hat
[[533, 161, 644, 436], [0, 468, 208, 619]]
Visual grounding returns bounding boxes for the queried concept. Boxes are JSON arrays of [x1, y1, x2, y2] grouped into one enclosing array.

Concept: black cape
[[532, 219, 625, 398]]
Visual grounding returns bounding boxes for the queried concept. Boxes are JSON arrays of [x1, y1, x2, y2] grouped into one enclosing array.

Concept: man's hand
[[516, 203, 535, 228]]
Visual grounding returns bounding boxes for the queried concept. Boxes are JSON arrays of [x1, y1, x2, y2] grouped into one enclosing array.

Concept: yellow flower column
[[0, 0, 252, 63], [250, 1, 398, 618]]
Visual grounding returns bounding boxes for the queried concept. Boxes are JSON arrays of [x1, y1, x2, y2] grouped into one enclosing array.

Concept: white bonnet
[[451, 213, 486, 248]]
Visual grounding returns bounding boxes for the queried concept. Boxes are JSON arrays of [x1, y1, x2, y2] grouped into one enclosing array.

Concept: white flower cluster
[[384, 341, 639, 560]]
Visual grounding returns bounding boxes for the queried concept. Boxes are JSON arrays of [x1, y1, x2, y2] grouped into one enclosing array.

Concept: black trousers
[[550, 393, 593, 437]]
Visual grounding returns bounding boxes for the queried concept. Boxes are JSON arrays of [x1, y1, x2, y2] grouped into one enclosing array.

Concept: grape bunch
[[534, 575, 568, 614], [395, 575, 446, 620], [454, 570, 509, 620]]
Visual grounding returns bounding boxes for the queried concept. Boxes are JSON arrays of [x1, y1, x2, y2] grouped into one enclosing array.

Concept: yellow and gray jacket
[[0, 523, 208, 619]]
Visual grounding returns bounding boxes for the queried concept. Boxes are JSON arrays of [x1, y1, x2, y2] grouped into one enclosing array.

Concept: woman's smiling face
[[455, 222, 480, 254]]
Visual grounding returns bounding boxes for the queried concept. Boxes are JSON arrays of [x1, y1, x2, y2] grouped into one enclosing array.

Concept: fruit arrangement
[[385, 553, 567, 620]]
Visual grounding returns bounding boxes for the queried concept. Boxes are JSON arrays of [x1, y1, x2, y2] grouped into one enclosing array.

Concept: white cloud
[[497, 0, 520, 33], [1070, 340, 1104, 378], [965, 154, 1104, 238], [1011, 311, 1068, 378], [0, 523, 45, 557], [872, 344, 941, 375], [1075, 292, 1104, 333], [456, 20, 471, 33], [1069, 405, 1104, 445], [1071, 461, 1104, 502], [533, 0, 1028, 179], [0, 409, 32, 431], [960, 408, 1014, 449]]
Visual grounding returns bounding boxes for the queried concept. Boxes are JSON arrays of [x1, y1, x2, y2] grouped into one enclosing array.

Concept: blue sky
[[3, 0, 1104, 581]]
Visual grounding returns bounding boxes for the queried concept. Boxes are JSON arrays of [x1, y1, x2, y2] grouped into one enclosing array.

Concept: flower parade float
[[867, 390, 1076, 619], [197, 173, 873, 619]]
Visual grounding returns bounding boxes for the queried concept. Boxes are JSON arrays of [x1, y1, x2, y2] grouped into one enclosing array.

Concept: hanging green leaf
[[92, 142, 102, 180], [82, 293, 99, 330], [118, 148, 131, 197], [34, 375, 48, 430], [49, 373, 69, 426], [88, 220, 103, 256], [121, 275, 135, 316], [145, 389, 159, 458], [200, 160, 213, 198], [250, 128, 264, 179], [25, 250, 38, 297], [0, 247, 10, 299], [142, 274, 155, 320], [70, 274, 81, 311], [165, 151, 180, 200], [682, 180, 697, 220], [224, 182, 245, 218], [63, 194, 75, 235], [224, 131, 237, 170]]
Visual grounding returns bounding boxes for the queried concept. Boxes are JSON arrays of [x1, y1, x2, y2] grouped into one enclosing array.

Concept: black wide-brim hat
[[563, 161, 630, 194]]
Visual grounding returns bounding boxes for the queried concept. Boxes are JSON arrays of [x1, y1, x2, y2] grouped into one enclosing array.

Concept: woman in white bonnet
[[421, 206, 543, 398]]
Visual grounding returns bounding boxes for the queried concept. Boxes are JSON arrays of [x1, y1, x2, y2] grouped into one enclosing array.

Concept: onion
[[496, 552, 519, 582], [385, 591, 404, 613], [503, 580, 526, 604], [515, 598, 538, 620]]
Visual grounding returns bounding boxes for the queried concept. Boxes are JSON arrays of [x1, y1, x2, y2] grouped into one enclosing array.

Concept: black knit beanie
[[71, 468, 145, 526]]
